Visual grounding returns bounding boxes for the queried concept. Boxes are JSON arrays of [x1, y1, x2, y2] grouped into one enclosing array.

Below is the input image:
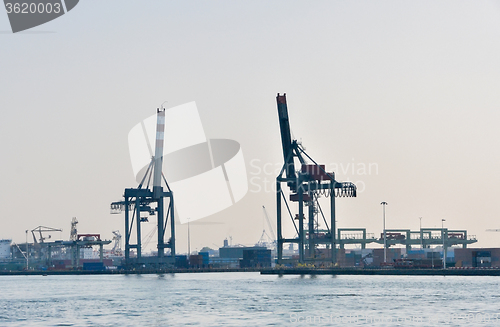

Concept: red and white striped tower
[[153, 108, 165, 199]]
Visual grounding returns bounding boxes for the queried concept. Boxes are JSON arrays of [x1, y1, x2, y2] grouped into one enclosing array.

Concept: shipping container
[[175, 255, 188, 269], [189, 255, 204, 268], [83, 262, 105, 271], [199, 252, 210, 266], [240, 249, 271, 268]]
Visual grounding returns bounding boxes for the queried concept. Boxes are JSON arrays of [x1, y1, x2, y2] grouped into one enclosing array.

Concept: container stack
[[240, 249, 271, 268]]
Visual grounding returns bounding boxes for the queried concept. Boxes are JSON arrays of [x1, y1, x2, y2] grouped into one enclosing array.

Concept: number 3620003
[[5, 2, 62, 14]]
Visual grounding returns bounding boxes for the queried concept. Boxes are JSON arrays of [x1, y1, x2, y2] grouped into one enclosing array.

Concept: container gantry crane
[[257, 205, 276, 248], [31, 226, 62, 244], [111, 230, 122, 255], [110, 107, 175, 267], [70, 217, 78, 241], [275, 94, 356, 265]]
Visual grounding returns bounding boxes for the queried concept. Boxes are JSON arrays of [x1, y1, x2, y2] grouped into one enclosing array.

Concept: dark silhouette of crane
[[275, 94, 356, 265]]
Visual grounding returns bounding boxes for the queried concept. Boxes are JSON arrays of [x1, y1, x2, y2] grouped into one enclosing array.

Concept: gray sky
[[1, 1, 500, 253]]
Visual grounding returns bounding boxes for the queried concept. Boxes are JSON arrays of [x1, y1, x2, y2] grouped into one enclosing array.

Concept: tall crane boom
[[276, 94, 300, 184]]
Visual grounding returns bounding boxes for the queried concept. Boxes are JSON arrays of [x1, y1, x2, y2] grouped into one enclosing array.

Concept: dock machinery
[[111, 108, 175, 267], [275, 94, 356, 265]]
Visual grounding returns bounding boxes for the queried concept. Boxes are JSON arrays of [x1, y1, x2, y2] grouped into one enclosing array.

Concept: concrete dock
[[260, 268, 500, 276]]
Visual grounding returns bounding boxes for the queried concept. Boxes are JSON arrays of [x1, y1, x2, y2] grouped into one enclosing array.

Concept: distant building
[[455, 248, 500, 268], [0, 240, 11, 260], [215, 246, 269, 268]]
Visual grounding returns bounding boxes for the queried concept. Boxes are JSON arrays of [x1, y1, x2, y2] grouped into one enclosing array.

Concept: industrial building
[[454, 248, 500, 268], [0, 240, 11, 262]]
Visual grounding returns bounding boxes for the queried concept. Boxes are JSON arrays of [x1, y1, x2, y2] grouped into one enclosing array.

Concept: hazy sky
[[1, 1, 500, 253]]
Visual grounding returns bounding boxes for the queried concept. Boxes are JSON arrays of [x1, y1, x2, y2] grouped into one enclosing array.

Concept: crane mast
[[153, 109, 165, 199]]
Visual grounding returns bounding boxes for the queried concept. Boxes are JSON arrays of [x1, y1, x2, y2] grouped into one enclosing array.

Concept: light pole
[[442, 219, 446, 269], [381, 202, 388, 263], [419, 217, 423, 249], [25, 230, 28, 271], [187, 218, 191, 256]]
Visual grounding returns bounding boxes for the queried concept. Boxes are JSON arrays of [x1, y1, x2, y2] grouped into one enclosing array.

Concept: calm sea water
[[0, 272, 498, 326]]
